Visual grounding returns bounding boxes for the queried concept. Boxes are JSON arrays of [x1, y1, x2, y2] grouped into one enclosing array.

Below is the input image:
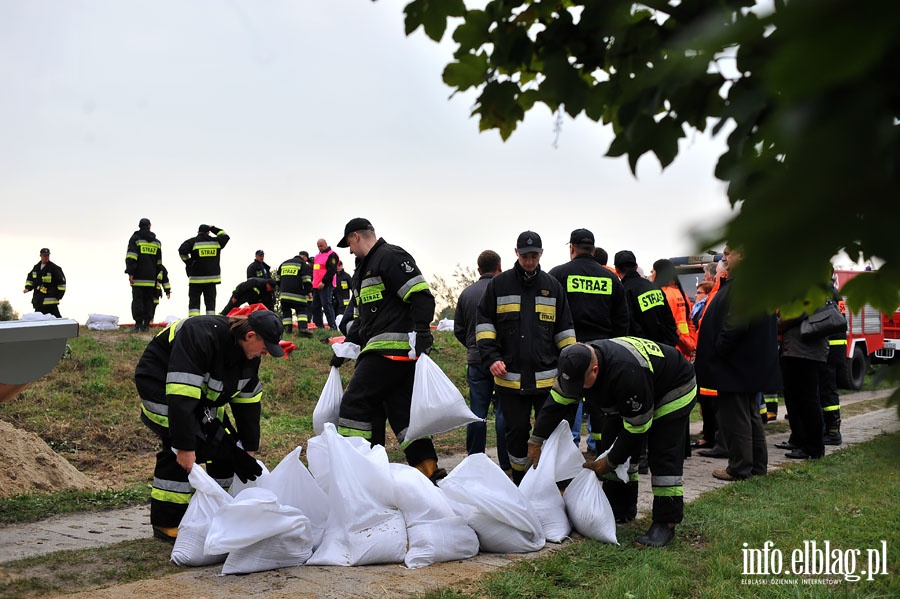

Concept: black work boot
[[634, 522, 676, 548]]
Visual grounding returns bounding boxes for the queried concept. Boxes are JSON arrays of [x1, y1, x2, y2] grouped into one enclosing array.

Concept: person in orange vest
[[310, 238, 340, 331], [651, 259, 696, 360]]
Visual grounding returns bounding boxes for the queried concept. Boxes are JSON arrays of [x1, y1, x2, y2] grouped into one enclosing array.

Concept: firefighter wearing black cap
[[178, 224, 230, 317], [476, 230, 577, 485], [135, 310, 284, 541], [276, 251, 314, 335], [247, 250, 271, 279], [125, 218, 162, 332], [528, 338, 697, 547], [23, 248, 66, 317], [614, 250, 679, 347], [220, 277, 277, 314], [332, 217, 443, 481]]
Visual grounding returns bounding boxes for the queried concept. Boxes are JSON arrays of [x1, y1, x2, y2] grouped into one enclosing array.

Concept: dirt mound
[[0, 419, 101, 498]]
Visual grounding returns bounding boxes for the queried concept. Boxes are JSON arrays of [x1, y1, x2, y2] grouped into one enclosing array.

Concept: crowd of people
[[22, 220, 849, 550]]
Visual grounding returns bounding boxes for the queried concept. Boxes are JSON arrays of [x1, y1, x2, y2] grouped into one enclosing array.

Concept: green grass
[[0, 486, 149, 525]]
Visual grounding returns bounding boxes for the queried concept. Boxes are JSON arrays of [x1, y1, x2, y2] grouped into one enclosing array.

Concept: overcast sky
[[1, 0, 738, 325]]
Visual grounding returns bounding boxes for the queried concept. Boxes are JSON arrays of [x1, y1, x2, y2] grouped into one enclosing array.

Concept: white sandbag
[[306, 424, 407, 566], [21, 312, 58, 320], [220, 520, 313, 575], [563, 468, 618, 545], [598, 445, 631, 483], [519, 420, 583, 543], [256, 446, 329, 548], [306, 433, 370, 496], [390, 463, 479, 568], [312, 367, 343, 435], [436, 318, 454, 331], [331, 341, 360, 360], [406, 353, 482, 441], [205, 487, 312, 556], [439, 453, 545, 554], [170, 465, 232, 567], [85, 313, 119, 330]]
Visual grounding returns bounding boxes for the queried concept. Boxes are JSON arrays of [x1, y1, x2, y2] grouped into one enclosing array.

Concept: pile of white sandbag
[[169, 351, 618, 575]]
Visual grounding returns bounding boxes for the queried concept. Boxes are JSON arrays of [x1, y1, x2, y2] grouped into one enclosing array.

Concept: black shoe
[[823, 432, 842, 446], [152, 525, 178, 543], [697, 448, 727, 458], [429, 467, 448, 485], [634, 522, 676, 548], [784, 449, 811, 459], [130, 325, 141, 333], [774, 441, 796, 450]]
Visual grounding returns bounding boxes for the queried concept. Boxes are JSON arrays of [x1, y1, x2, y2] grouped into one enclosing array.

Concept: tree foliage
[[400, 0, 900, 318], [0, 299, 19, 321], [430, 263, 478, 320]]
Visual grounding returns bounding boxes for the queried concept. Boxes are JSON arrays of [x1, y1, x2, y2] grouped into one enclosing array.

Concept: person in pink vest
[[311, 238, 340, 330]]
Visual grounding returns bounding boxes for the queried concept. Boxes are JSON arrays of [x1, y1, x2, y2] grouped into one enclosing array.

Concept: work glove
[[583, 455, 614, 479], [330, 355, 346, 368], [525, 441, 543, 470], [231, 446, 263, 483], [414, 329, 433, 356]]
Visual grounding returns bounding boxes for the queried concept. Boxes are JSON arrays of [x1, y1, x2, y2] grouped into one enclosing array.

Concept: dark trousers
[[818, 345, 843, 433], [34, 303, 61, 318], [338, 353, 437, 468], [717, 391, 768, 479], [188, 283, 217, 316], [782, 356, 825, 458], [311, 284, 337, 329], [465, 363, 510, 471], [281, 299, 309, 332], [699, 392, 718, 445], [496, 390, 546, 479], [131, 286, 156, 325]]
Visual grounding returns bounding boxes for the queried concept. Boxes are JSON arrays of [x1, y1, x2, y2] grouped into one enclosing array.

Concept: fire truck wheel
[[847, 346, 869, 390]]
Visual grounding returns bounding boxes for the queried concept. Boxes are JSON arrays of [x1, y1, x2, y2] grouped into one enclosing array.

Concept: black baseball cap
[[516, 231, 542, 254], [555, 343, 594, 399], [614, 250, 637, 268], [198, 224, 210, 233], [139, 218, 151, 228], [248, 310, 285, 357], [569, 228, 594, 245], [255, 249, 265, 256], [39, 248, 50, 255], [338, 217, 374, 248]]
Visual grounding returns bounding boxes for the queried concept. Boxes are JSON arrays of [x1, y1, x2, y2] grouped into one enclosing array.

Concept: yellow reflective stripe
[[550, 388, 579, 406], [624, 417, 653, 434], [556, 334, 577, 349], [497, 304, 520, 313], [494, 377, 520, 389], [166, 383, 201, 399], [151, 487, 192, 505], [362, 340, 411, 352], [475, 330, 496, 341], [829, 339, 847, 346], [231, 391, 262, 404], [822, 405, 841, 412], [653, 486, 684, 497], [338, 425, 372, 440], [141, 404, 169, 428], [654, 386, 697, 420], [402, 281, 430, 302], [536, 377, 555, 389]]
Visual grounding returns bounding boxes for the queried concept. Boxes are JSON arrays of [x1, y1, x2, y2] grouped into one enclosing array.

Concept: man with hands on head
[[527, 338, 697, 548]]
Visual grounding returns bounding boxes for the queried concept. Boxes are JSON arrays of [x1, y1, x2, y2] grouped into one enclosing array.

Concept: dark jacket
[[342, 238, 435, 358], [476, 262, 577, 393], [24, 260, 66, 308], [333, 270, 353, 310], [246, 260, 271, 280], [276, 255, 313, 303], [619, 269, 678, 347], [779, 313, 829, 363], [549, 253, 630, 341], [225, 278, 276, 312], [125, 228, 162, 287], [533, 337, 696, 466], [693, 276, 781, 393], [135, 316, 263, 452], [178, 227, 230, 284], [454, 274, 495, 365]]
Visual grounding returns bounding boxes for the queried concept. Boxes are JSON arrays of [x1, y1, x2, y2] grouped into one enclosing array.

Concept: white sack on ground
[[220, 522, 313, 575], [306, 424, 407, 566], [306, 433, 370, 496], [312, 366, 343, 435], [436, 319, 454, 331], [170, 465, 232, 567], [204, 487, 312, 555], [563, 468, 618, 545], [389, 463, 479, 569], [439, 453, 545, 553], [519, 420, 582, 543], [85, 313, 119, 330], [405, 353, 482, 440]]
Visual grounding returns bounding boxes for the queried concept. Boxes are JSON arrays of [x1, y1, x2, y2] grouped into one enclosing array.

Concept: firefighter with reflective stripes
[[24, 247, 67, 317], [178, 224, 230, 316], [475, 230, 576, 485], [134, 310, 284, 541], [275, 251, 313, 335], [528, 338, 697, 548], [125, 218, 162, 332], [332, 217, 443, 481], [819, 288, 847, 445]]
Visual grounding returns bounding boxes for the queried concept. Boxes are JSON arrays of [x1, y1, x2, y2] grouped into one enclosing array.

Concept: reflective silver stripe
[[535, 369, 558, 382], [610, 338, 650, 369], [361, 276, 383, 288], [141, 399, 168, 416], [368, 332, 411, 343], [398, 275, 427, 299], [396, 426, 409, 444], [475, 323, 496, 334], [166, 371, 205, 387], [237, 377, 252, 389], [497, 372, 521, 383], [192, 241, 220, 249], [346, 319, 358, 336], [658, 379, 698, 408], [555, 329, 576, 344], [153, 477, 193, 493], [509, 454, 528, 467], [626, 409, 653, 427], [497, 295, 520, 308], [211, 475, 234, 488], [652, 475, 683, 487], [206, 377, 224, 393], [338, 417, 372, 431], [534, 296, 557, 306]]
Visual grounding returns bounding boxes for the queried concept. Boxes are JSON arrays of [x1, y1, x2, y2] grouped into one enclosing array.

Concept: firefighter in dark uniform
[[819, 283, 847, 445], [23, 248, 66, 317], [476, 230, 577, 485], [276, 251, 314, 335], [331, 217, 442, 480], [149, 264, 172, 325], [125, 218, 162, 332], [332, 260, 353, 317], [220, 277, 277, 314], [135, 310, 284, 541], [178, 224, 230, 317], [527, 338, 697, 547], [246, 250, 271, 279]]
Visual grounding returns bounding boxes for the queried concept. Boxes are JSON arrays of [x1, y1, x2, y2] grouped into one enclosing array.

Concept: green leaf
[[452, 9, 490, 53], [474, 80, 524, 140], [404, 0, 466, 41], [443, 53, 489, 91]]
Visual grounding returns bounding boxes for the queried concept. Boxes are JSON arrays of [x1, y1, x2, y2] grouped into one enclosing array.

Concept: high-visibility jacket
[[341, 238, 434, 358], [332, 270, 353, 309], [619, 270, 678, 347], [246, 260, 271, 280], [312, 247, 339, 288], [135, 315, 263, 452], [662, 284, 696, 358], [548, 253, 630, 341], [276, 255, 313, 304], [475, 262, 577, 392], [24, 260, 66, 307], [125, 229, 162, 288], [178, 228, 230, 285]]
